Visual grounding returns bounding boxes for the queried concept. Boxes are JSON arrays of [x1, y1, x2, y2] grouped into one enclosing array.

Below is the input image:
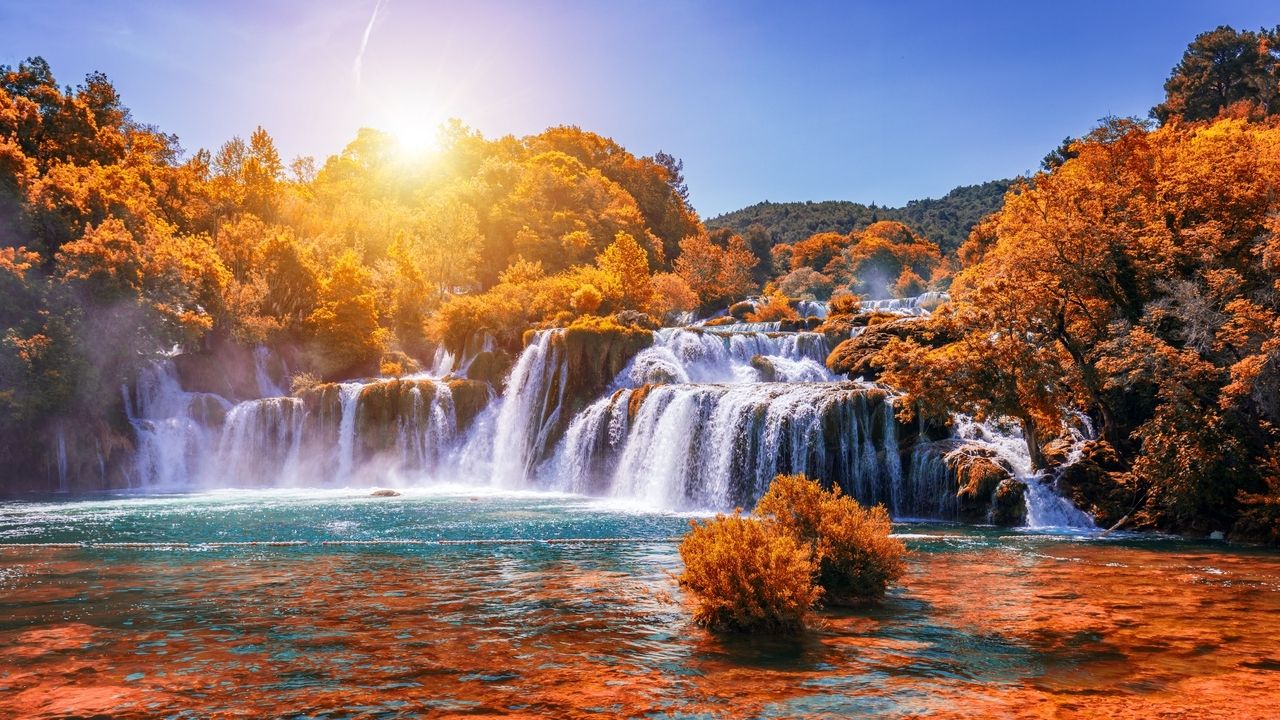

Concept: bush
[[745, 291, 799, 323], [829, 292, 861, 316], [755, 474, 906, 606], [570, 283, 603, 314], [678, 474, 907, 633], [678, 512, 821, 632]]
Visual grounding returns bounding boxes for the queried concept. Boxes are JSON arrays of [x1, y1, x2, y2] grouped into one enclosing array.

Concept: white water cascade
[[124, 355, 473, 489], [116, 292, 1096, 527], [619, 328, 835, 386], [950, 415, 1096, 529]]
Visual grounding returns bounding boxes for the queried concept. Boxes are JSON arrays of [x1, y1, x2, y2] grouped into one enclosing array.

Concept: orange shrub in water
[[755, 474, 907, 606], [678, 512, 820, 632]]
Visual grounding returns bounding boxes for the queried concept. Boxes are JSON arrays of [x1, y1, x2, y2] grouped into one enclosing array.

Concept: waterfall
[[55, 430, 68, 492], [490, 330, 567, 486], [335, 382, 363, 481], [124, 360, 228, 488], [543, 382, 955, 514], [618, 329, 834, 386], [860, 291, 950, 316], [253, 346, 289, 397], [217, 397, 306, 486], [114, 303, 1096, 528], [950, 415, 1096, 529], [122, 353, 477, 489]]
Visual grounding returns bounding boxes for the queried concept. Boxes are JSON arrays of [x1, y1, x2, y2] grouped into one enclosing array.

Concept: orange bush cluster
[[679, 474, 906, 632]]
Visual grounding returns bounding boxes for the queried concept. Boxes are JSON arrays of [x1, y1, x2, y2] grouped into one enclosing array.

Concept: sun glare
[[387, 117, 439, 156]]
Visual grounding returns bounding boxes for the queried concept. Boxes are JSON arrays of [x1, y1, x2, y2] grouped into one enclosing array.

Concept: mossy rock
[[447, 379, 493, 430], [465, 350, 511, 388], [991, 478, 1028, 526], [626, 384, 657, 420], [356, 380, 437, 456], [703, 316, 737, 327], [561, 321, 653, 410], [1054, 440, 1130, 527], [948, 448, 1015, 523], [728, 301, 755, 321], [778, 319, 806, 332], [379, 350, 422, 377], [825, 316, 958, 382], [172, 343, 263, 401], [188, 394, 229, 428], [613, 310, 661, 331]]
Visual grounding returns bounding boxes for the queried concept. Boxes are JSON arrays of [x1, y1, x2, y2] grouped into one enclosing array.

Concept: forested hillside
[[707, 180, 1009, 255]]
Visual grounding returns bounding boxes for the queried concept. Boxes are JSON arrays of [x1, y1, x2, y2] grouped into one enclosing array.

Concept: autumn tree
[[306, 250, 387, 378], [597, 231, 653, 311]]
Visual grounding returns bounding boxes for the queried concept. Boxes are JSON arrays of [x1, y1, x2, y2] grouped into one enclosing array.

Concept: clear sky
[[0, 1, 1275, 217]]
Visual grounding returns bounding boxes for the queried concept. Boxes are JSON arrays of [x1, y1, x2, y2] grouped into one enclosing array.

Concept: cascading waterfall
[[124, 355, 472, 489], [117, 300, 1095, 527], [543, 382, 950, 513], [124, 359, 229, 488], [490, 330, 568, 486], [950, 415, 1096, 529], [217, 397, 306, 485], [619, 328, 834, 386], [335, 382, 364, 481]]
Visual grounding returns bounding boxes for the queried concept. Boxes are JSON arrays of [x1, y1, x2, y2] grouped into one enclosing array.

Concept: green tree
[[1153, 25, 1280, 124]]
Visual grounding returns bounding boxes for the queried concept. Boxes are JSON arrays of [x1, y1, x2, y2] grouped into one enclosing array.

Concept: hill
[[707, 179, 1011, 255]]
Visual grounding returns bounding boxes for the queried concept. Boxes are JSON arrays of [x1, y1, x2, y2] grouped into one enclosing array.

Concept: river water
[[1, 489, 1278, 718]]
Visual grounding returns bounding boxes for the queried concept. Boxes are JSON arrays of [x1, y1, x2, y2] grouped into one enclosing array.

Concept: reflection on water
[[1, 492, 1278, 718]]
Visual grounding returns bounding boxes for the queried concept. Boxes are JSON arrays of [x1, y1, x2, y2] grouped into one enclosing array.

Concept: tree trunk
[[1017, 411, 1047, 472]]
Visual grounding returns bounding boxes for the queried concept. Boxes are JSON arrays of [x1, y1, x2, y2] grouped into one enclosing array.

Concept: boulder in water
[[949, 449, 1015, 523], [370, 488, 400, 497], [750, 355, 778, 383], [1054, 440, 1128, 527], [991, 478, 1028, 526]]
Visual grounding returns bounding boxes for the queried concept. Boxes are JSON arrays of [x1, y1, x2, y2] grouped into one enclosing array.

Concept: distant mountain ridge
[[707, 179, 1011, 255]]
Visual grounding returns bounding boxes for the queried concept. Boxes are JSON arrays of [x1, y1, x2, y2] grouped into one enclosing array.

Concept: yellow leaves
[[569, 284, 603, 315], [673, 231, 759, 308], [55, 217, 143, 294], [646, 272, 698, 322], [305, 250, 388, 377], [596, 231, 653, 311]]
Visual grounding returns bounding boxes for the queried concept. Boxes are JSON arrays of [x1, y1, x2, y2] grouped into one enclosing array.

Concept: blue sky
[[1, 1, 1275, 216]]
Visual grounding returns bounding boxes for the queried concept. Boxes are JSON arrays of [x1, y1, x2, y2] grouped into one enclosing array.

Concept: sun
[[375, 100, 448, 158]]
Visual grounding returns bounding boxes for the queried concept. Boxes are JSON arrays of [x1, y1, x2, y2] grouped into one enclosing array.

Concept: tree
[[1153, 25, 1280, 124], [652, 150, 689, 202], [596, 231, 653, 310], [647, 272, 698, 322], [306, 250, 387, 378]]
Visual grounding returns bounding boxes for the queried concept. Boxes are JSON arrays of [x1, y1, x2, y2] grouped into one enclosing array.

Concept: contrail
[[353, 0, 388, 89]]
